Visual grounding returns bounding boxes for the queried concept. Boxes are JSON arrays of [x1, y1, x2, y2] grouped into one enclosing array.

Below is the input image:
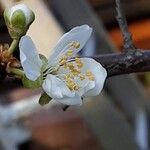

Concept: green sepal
[[3, 9, 10, 26], [39, 92, 52, 106], [39, 54, 48, 72], [22, 75, 43, 89]]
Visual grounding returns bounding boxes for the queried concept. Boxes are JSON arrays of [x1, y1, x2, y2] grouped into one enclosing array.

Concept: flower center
[[58, 41, 95, 91]]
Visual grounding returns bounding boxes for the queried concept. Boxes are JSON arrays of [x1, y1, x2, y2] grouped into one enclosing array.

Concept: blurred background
[[0, 0, 150, 150]]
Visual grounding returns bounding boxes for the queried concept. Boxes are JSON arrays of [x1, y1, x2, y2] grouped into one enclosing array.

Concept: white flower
[[4, 4, 35, 39], [19, 25, 107, 105]]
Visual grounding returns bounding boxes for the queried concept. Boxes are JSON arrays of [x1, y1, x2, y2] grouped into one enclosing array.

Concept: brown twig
[[115, 0, 135, 50], [104, 0, 150, 77], [92, 50, 150, 77]]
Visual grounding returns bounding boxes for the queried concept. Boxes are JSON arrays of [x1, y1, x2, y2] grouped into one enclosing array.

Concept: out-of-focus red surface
[[109, 19, 150, 50], [26, 108, 102, 150], [8, 88, 102, 149]]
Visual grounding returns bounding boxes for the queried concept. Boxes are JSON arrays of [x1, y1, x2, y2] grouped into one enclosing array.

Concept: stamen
[[67, 63, 74, 70], [57, 42, 95, 91], [67, 49, 73, 56], [74, 42, 80, 49], [75, 57, 81, 63], [75, 57, 83, 68], [65, 77, 79, 91], [77, 62, 83, 68], [86, 70, 94, 81], [86, 70, 93, 76], [79, 74, 85, 80], [65, 74, 74, 80], [69, 41, 80, 49], [59, 55, 67, 65], [44, 66, 59, 76], [71, 68, 81, 76], [88, 76, 94, 81], [74, 85, 80, 90]]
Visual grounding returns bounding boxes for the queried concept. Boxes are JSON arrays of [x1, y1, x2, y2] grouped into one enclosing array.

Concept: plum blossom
[[19, 25, 107, 105]]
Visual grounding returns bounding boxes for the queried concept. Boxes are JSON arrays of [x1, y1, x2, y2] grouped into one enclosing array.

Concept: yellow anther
[[74, 42, 80, 49], [66, 78, 78, 91], [86, 70, 93, 76], [69, 41, 80, 49], [86, 70, 94, 81], [59, 55, 67, 65], [77, 62, 83, 68], [66, 83, 74, 91], [62, 55, 67, 60], [69, 41, 75, 46], [75, 57, 83, 68], [65, 74, 74, 80], [51, 67, 59, 75], [74, 68, 81, 73], [67, 62, 74, 70], [73, 85, 80, 90], [79, 74, 85, 80], [59, 60, 66, 65], [66, 81, 79, 91], [63, 63, 68, 69], [75, 57, 81, 63], [88, 76, 94, 81], [67, 49, 73, 56], [64, 75, 69, 79], [72, 69, 81, 76], [72, 72, 78, 76]]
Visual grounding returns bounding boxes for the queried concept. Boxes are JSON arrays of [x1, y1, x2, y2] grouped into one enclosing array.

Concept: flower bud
[[3, 4, 35, 39]]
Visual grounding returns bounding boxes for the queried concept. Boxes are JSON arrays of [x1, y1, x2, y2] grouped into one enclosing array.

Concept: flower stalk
[[8, 67, 24, 77], [7, 39, 19, 55]]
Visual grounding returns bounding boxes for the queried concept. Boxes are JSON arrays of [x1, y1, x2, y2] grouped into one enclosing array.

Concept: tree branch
[[115, 0, 135, 50], [96, 0, 149, 77], [92, 50, 150, 77]]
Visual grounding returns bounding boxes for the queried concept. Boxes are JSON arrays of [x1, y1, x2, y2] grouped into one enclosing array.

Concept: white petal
[[48, 25, 92, 65], [42, 74, 75, 99], [74, 77, 95, 96], [53, 94, 82, 106], [78, 80, 95, 96], [19, 36, 42, 81], [81, 58, 107, 97]]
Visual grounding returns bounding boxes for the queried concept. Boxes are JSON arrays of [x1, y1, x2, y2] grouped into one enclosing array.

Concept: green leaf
[[22, 75, 43, 89], [39, 92, 52, 106], [39, 54, 48, 72]]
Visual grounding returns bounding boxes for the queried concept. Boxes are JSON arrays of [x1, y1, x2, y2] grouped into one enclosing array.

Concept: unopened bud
[[3, 4, 35, 39]]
